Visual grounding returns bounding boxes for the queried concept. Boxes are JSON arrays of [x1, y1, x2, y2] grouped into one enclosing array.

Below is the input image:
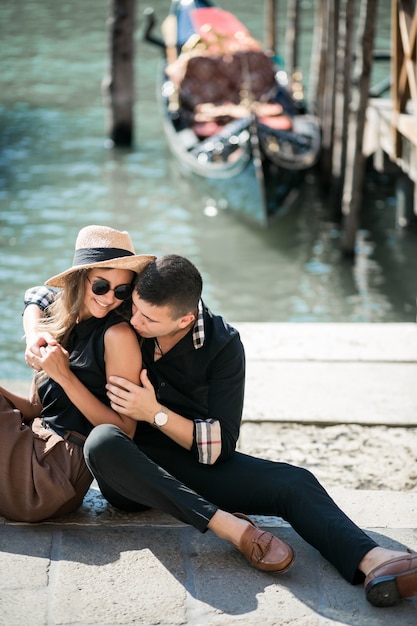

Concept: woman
[[0, 225, 154, 523]]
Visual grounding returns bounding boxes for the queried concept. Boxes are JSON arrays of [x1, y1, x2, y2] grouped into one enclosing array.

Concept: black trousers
[[84, 424, 377, 584]]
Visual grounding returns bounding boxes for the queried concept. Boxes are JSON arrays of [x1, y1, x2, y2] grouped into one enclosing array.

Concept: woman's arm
[[35, 322, 142, 438]]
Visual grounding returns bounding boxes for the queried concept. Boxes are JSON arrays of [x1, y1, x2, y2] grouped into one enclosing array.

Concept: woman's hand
[[25, 332, 58, 370], [34, 343, 71, 384]]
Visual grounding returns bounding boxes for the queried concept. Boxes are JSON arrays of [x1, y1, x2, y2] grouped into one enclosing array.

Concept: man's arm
[[106, 335, 245, 464], [23, 285, 57, 312], [23, 286, 57, 363]]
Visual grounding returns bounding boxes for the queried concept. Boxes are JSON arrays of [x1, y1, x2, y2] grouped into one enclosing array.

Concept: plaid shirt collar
[[192, 299, 205, 349]]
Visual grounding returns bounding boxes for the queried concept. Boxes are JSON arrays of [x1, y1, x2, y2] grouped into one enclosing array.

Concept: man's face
[[130, 292, 185, 338]]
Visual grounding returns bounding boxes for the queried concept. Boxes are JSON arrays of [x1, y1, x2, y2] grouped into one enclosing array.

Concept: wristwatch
[[153, 408, 168, 428]]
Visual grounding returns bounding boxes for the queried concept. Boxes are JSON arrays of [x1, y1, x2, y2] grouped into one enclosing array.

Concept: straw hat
[[45, 225, 155, 288]]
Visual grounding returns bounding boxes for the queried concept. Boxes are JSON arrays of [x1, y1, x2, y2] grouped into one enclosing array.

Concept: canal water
[[1, 0, 416, 381]]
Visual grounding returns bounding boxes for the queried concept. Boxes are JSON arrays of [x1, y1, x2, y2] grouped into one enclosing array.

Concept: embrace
[[0, 224, 416, 609]]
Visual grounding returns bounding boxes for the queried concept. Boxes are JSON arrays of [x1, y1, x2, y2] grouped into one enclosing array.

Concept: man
[[25, 254, 417, 608]]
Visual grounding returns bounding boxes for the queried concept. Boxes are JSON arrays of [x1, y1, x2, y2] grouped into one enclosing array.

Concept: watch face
[[154, 410, 168, 427]]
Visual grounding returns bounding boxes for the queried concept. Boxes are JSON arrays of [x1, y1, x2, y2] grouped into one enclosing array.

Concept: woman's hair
[[37, 270, 88, 347], [134, 255, 202, 319]]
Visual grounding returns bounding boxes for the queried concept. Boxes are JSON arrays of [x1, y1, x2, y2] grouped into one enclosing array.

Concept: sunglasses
[[86, 276, 133, 301]]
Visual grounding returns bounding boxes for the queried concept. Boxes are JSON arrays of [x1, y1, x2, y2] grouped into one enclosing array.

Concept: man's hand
[[108, 371, 194, 450], [106, 370, 158, 423]]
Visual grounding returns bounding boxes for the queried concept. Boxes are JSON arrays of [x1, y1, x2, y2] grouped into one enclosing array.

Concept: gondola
[[143, 0, 321, 226]]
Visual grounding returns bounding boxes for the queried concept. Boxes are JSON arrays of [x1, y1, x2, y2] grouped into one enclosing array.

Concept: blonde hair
[[37, 270, 88, 347]]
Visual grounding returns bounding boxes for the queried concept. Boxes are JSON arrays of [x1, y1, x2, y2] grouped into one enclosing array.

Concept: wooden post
[[103, 0, 135, 146], [264, 0, 278, 54], [315, 0, 337, 181], [396, 174, 415, 227], [341, 0, 378, 254], [332, 0, 355, 187], [391, 0, 417, 158], [284, 0, 300, 78], [392, 0, 417, 225], [308, 0, 324, 116]]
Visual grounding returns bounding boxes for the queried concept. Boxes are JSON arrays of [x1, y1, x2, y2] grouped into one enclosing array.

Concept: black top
[[38, 310, 127, 437], [134, 301, 246, 463]]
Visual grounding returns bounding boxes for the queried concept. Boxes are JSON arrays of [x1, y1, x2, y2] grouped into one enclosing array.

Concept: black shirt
[[135, 302, 246, 463], [38, 311, 127, 437]]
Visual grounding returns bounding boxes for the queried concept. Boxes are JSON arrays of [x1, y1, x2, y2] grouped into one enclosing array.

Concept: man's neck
[[156, 321, 194, 354]]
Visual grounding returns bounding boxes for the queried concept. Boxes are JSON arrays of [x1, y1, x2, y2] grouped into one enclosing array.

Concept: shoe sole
[[366, 566, 417, 607], [366, 575, 401, 607]]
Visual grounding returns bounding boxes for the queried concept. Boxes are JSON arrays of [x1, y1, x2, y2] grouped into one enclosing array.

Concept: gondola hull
[[145, 0, 321, 226]]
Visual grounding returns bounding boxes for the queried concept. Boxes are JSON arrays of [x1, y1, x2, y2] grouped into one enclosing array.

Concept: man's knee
[[84, 424, 123, 468]]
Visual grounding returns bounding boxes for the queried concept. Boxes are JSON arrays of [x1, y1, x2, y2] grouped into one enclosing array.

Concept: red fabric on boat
[[258, 116, 292, 130], [193, 121, 225, 137], [190, 8, 250, 38]]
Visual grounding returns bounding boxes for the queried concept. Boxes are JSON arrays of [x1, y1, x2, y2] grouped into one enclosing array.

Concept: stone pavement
[[1, 323, 416, 625]]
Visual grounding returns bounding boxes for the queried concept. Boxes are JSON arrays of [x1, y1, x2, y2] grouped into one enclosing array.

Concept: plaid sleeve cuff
[[195, 419, 222, 465], [24, 286, 57, 311]]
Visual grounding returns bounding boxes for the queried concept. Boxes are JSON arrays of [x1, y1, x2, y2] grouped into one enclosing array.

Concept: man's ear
[[178, 312, 195, 329]]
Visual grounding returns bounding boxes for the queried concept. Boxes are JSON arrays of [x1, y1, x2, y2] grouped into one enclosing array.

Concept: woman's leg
[[0, 395, 91, 522]]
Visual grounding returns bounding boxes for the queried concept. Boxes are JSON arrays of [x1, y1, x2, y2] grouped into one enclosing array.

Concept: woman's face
[[79, 268, 135, 321]]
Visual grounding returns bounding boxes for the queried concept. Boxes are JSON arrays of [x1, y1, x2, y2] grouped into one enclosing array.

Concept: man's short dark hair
[[134, 255, 202, 319]]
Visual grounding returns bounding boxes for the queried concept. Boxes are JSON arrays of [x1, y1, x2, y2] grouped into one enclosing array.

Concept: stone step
[[2, 485, 416, 531]]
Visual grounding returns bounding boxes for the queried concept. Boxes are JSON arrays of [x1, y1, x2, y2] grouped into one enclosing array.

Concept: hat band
[[73, 247, 134, 266]]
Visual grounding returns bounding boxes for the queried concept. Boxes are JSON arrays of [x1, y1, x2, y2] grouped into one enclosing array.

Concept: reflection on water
[[1, 0, 416, 380]]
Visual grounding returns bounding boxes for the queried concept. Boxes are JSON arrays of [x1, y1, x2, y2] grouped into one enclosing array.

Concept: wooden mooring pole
[[312, 0, 337, 184], [312, 0, 417, 252], [264, 0, 277, 54], [391, 0, 417, 227], [284, 0, 300, 78], [341, 0, 378, 254], [103, 0, 136, 147], [312, 0, 378, 255]]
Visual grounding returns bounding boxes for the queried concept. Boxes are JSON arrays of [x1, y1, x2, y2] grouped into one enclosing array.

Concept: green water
[[0, 0, 416, 381]]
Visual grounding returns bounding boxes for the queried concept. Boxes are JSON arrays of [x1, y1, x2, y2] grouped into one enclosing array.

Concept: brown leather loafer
[[365, 552, 417, 607], [234, 513, 295, 574]]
